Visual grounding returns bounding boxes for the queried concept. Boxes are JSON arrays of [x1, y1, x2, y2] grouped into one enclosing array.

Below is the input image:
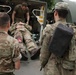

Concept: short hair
[[0, 13, 10, 27], [55, 9, 68, 18], [22, 2, 27, 7]]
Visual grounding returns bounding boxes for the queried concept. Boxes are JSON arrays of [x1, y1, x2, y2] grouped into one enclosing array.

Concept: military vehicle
[[0, 0, 47, 40], [47, 0, 76, 24], [0, 0, 76, 37], [63, 0, 76, 24], [0, 0, 76, 60], [0, 0, 47, 60]]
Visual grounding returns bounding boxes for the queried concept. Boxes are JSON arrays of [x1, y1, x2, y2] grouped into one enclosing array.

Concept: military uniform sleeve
[[12, 39, 22, 62], [40, 24, 52, 67]]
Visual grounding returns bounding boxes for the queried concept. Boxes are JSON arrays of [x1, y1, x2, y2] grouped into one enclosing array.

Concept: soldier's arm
[[40, 25, 52, 69], [12, 11, 16, 24], [26, 12, 30, 25], [13, 39, 22, 70], [26, 7, 30, 25], [12, 5, 18, 24]]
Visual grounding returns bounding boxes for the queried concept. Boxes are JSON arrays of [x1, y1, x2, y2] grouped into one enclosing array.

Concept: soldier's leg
[[14, 30, 31, 61], [14, 30, 31, 62], [23, 31, 38, 56], [21, 43, 31, 62], [43, 60, 60, 75], [14, 30, 27, 56], [14, 30, 26, 50], [14, 30, 23, 43]]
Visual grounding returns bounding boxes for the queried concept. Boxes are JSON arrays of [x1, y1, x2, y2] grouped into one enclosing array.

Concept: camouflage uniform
[[9, 22, 38, 57], [0, 31, 21, 75], [40, 2, 76, 75], [9, 22, 32, 36]]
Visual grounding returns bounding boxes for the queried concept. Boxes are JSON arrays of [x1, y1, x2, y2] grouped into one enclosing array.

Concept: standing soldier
[[0, 13, 21, 75], [12, 2, 30, 24], [40, 2, 76, 75]]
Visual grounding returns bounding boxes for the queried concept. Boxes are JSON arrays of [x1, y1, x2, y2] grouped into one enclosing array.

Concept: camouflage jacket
[[40, 19, 76, 74], [9, 22, 32, 35], [0, 31, 21, 73]]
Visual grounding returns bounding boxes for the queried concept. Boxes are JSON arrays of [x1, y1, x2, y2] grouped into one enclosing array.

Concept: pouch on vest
[[49, 23, 74, 57]]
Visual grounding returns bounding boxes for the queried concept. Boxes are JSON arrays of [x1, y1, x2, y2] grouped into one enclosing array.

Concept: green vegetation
[[40, 0, 55, 9]]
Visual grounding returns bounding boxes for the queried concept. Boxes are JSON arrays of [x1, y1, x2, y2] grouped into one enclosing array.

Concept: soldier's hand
[[12, 21, 15, 25], [26, 21, 29, 25]]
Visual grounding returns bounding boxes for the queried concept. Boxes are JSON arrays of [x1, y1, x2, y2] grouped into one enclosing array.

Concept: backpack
[[49, 23, 74, 57]]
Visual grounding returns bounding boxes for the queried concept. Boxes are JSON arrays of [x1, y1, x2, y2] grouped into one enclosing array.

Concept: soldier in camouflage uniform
[[9, 22, 38, 58], [40, 2, 76, 75], [0, 13, 21, 75]]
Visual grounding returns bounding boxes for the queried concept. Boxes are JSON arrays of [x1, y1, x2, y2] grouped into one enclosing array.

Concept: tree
[[40, 0, 55, 9]]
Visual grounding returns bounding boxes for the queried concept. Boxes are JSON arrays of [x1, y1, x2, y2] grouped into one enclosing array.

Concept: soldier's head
[[0, 13, 10, 31], [21, 2, 28, 10], [53, 2, 69, 22]]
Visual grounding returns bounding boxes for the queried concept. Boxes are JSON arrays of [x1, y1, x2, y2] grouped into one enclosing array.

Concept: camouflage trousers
[[44, 62, 75, 75], [57, 63, 75, 75], [0, 72, 14, 75], [14, 30, 38, 56]]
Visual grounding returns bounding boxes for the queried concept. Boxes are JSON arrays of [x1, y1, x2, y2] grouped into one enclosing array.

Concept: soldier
[[12, 2, 30, 24], [9, 22, 38, 59], [40, 2, 76, 75], [0, 13, 21, 75]]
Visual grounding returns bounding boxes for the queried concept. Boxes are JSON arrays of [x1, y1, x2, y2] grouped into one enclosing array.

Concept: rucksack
[[49, 23, 74, 57]]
